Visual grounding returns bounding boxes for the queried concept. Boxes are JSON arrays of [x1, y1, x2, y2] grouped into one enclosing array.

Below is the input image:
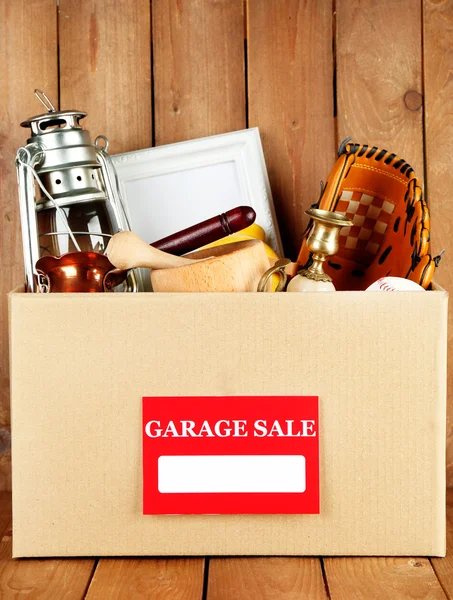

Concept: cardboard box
[[8, 286, 448, 557]]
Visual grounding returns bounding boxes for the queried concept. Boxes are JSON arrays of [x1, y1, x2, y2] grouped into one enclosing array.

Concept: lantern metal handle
[[34, 89, 57, 113]]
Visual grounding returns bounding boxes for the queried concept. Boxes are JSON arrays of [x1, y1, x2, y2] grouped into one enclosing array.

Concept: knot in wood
[[408, 559, 425, 568], [404, 90, 423, 111]]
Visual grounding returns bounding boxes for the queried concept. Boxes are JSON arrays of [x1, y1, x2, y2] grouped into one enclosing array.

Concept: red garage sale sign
[[142, 396, 319, 515]]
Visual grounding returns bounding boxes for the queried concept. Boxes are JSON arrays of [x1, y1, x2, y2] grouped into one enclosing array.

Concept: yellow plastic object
[[202, 234, 278, 260], [239, 224, 266, 241]]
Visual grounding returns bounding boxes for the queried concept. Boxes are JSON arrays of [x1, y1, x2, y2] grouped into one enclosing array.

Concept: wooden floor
[[0, 492, 450, 599]]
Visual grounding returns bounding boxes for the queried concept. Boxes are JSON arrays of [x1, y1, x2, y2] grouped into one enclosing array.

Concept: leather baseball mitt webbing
[[296, 141, 439, 290]]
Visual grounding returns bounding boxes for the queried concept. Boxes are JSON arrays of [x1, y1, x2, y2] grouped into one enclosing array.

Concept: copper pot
[[36, 252, 127, 293]]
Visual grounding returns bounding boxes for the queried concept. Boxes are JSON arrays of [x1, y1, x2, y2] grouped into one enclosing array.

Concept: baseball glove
[[296, 141, 439, 290]]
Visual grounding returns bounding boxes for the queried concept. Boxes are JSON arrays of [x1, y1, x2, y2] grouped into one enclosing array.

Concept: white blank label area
[[158, 455, 306, 494]]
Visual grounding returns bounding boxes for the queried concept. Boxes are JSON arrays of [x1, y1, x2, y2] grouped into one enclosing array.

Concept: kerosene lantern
[[16, 90, 135, 292]]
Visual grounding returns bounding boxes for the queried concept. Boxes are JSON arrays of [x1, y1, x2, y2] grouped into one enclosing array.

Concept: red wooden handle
[[151, 206, 256, 255]]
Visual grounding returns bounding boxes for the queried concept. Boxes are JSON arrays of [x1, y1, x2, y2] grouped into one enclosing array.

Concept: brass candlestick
[[287, 208, 353, 292]]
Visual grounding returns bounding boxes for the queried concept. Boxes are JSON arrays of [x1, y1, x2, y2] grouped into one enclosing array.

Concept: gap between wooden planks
[[423, 0, 453, 488], [0, 0, 60, 493]]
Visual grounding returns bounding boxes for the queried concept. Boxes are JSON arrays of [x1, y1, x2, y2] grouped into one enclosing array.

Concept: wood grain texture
[[0, 428, 11, 492], [324, 556, 446, 599], [0, 453, 11, 493], [422, 0, 453, 488], [86, 558, 205, 600], [151, 239, 271, 292], [248, 0, 335, 258], [336, 0, 425, 181], [207, 557, 328, 599], [152, 0, 246, 145], [59, 0, 152, 154], [0, 493, 91, 596], [431, 489, 453, 597], [0, 0, 58, 493], [0, 525, 94, 598], [0, 493, 12, 539]]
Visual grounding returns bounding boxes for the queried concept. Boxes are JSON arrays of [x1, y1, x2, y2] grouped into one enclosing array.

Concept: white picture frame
[[111, 128, 282, 259]]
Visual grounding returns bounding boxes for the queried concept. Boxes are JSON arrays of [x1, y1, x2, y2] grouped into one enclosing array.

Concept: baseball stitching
[[376, 279, 396, 292]]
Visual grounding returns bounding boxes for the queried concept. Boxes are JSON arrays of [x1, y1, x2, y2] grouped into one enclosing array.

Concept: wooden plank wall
[[0, 0, 452, 491]]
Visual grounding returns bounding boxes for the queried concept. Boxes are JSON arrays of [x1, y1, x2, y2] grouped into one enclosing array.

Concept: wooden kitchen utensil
[[106, 231, 200, 270], [150, 239, 271, 292]]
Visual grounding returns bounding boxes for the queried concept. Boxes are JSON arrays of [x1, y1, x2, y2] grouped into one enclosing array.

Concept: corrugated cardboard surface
[[8, 289, 448, 557]]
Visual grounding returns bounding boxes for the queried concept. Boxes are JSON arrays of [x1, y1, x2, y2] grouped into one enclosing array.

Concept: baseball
[[366, 277, 425, 292]]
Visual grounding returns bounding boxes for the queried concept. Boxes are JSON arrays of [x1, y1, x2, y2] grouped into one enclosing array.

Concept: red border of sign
[[142, 396, 319, 515]]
